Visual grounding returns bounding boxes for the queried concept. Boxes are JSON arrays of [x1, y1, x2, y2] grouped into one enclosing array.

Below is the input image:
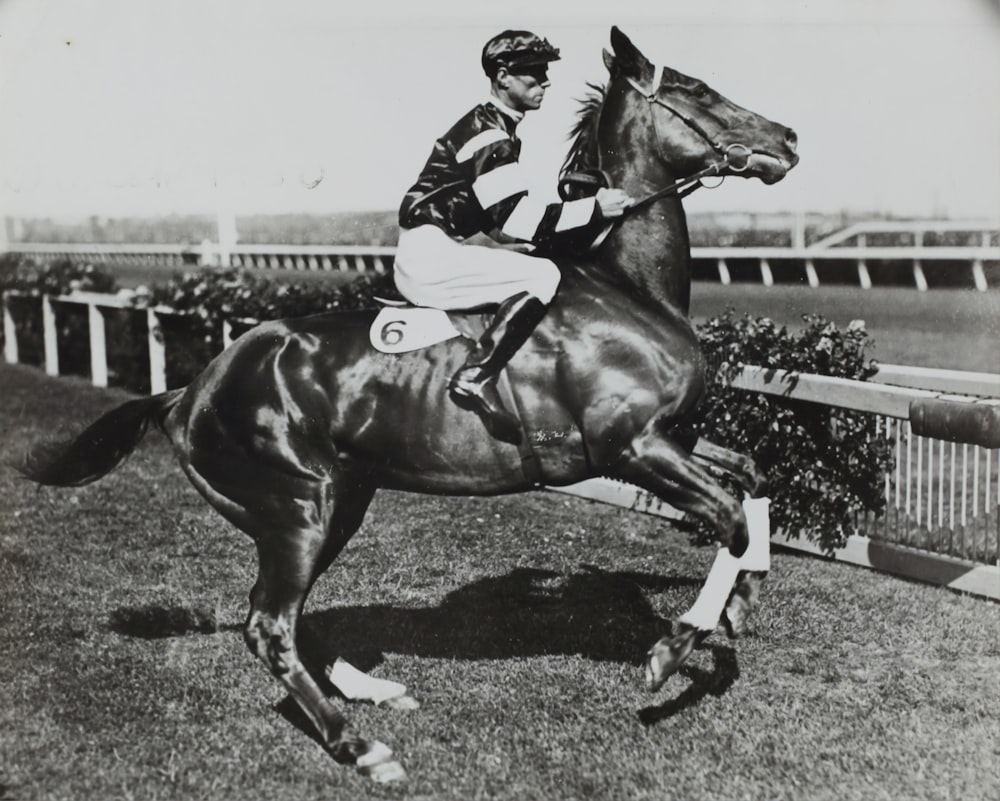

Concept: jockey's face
[[497, 65, 550, 112]]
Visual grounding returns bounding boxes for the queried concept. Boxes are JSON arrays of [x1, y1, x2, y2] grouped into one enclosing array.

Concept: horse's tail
[[18, 388, 186, 487]]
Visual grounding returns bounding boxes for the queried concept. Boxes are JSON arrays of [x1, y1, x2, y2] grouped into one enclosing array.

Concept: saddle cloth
[[369, 298, 483, 354]]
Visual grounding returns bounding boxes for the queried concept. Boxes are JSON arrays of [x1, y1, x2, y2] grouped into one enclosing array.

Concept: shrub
[[0, 256, 136, 385], [691, 310, 893, 552], [0, 254, 119, 295], [146, 268, 397, 382]]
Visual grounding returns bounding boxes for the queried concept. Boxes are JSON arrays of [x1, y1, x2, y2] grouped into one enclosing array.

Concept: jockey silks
[[399, 100, 607, 250]]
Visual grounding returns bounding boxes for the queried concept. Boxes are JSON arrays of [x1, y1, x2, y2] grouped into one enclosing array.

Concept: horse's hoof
[[722, 594, 750, 639], [645, 627, 699, 692], [380, 693, 420, 711], [723, 570, 764, 639], [356, 740, 407, 783]]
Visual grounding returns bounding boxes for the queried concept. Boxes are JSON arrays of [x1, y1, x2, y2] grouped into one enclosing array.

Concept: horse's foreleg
[[681, 439, 775, 640], [610, 429, 751, 690], [615, 430, 748, 556], [692, 437, 768, 497]]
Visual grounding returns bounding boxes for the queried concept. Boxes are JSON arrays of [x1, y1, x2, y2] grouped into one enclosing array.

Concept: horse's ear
[[609, 26, 652, 80], [602, 48, 615, 74]]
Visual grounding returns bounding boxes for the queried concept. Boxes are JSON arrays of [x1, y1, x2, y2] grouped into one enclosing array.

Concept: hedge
[[1, 255, 888, 549], [691, 311, 891, 551]]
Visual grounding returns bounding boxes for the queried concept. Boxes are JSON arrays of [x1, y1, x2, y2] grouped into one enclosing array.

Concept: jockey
[[395, 29, 633, 445]]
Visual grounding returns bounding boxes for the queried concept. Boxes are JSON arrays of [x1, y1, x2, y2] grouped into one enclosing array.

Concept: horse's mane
[[561, 82, 606, 177]]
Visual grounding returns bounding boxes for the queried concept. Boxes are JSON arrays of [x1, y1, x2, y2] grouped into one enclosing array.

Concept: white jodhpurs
[[393, 225, 561, 310]]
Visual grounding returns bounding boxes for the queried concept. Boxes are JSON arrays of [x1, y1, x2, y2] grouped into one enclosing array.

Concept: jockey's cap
[[482, 30, 560, 77]]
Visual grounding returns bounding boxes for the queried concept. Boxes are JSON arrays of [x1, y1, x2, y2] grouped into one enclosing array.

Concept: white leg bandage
[[739, 496, 771, 572], [326, 658, 408, 705], [676, 497, 772, 632], [677, 547, 742, 631]]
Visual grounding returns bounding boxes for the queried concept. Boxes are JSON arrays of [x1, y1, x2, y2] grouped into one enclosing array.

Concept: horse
[[20, 27, 798, 783]]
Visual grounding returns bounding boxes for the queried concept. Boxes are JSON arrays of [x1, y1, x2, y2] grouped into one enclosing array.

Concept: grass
[[2, 363, 1000, 801], [690, 283, 1000, 372]]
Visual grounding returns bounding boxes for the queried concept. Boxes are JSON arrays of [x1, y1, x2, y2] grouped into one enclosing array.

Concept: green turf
[[2, 364, 999, 801], [690, 283, 1000, 373]]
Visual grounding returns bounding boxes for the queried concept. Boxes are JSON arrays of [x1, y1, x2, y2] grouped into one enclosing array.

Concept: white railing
[[2, 289, 173, 394], [5, 218, 999, 290], [3, 289, 998, 597], [729, 367, 1000, 559], [7, 242, 397, 274]]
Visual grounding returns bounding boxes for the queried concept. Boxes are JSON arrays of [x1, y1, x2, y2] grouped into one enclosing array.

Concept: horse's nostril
[[785, 128, 798, 152]]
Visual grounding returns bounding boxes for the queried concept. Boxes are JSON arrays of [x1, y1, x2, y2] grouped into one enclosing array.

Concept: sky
[[0, 0, 998, 222]]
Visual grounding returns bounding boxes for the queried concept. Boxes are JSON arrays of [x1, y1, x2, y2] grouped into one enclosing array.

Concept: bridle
[[559, 66, 753, 216], [621, 68, 752, 212]]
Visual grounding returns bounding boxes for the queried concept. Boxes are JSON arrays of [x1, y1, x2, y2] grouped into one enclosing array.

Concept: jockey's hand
[[596, 187, 634, 219]]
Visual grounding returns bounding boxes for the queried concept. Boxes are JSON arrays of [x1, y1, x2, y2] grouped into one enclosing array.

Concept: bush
[[691, 310, 893, 552], [0, 254, 119, 295], [147, 268, 397, 382], [0, 256, 134, 385]]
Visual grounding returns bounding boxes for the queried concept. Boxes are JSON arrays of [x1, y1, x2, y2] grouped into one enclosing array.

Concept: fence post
[[716, 258, 731, 285], [759, 258, 773, 287], [87, 303, 108, 387], [972, 260, 987, 292], [42, 295, 59, 377], [804, 259, 819, 288], [856, 233, 872, 288], [2, 293, 18, 365], [147, 308, 167, 394], [857, 260, 872, 289]]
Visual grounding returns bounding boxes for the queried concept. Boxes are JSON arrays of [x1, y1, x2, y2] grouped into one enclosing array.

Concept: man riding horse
[[21, 26, 798, 782], [394, 30, 633, 445]]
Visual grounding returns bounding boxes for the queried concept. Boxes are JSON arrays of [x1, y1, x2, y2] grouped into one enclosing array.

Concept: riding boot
[[449, 291, 548, 445]]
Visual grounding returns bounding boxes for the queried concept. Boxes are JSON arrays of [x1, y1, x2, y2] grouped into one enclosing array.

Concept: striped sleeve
[[462, 131, 601, 246]]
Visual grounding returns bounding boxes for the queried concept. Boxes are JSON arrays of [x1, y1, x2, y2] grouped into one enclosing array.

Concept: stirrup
[[449, 378, 522, 445]]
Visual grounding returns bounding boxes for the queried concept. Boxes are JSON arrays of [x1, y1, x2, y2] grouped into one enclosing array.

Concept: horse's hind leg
[[241, 480, 406, 782], [308, 485, 419, 711]]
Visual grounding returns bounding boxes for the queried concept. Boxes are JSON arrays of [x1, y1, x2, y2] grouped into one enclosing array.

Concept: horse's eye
[[692, 83, 710, 99]]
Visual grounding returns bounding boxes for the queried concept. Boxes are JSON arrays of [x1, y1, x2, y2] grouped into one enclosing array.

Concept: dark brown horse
[[22, 28, 798, 782]]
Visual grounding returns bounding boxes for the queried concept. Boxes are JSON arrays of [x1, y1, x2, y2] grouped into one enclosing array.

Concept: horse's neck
[[599, 155, 693, 316]]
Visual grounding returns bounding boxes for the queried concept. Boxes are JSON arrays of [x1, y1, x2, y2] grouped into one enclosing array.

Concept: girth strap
[[496, 368, 546, 487]]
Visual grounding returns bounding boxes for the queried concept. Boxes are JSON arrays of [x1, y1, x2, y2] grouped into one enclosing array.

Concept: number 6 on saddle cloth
[[369, 298, 467, 354]]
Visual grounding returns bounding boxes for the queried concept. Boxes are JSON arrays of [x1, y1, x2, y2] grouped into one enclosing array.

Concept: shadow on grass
[[106, 564, 708, 665], [108, 604, 240, 638], [107, 564, 742, 732], [299, 564, 700, 670]]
